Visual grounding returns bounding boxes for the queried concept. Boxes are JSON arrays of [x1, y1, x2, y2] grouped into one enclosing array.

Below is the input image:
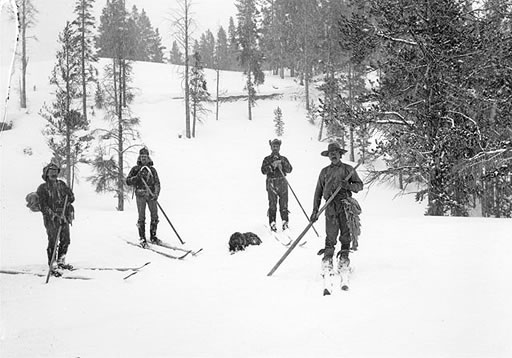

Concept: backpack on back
[[25, 192, 41, 212]]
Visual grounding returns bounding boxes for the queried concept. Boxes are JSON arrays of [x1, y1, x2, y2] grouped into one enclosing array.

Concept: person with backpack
[[36, 163, 75, 276], [310, 143, 363, 272], [126, 147, 161, 248], [261, 139, 293, 232]]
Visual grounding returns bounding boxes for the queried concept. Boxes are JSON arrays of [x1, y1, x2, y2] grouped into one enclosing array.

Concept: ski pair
[[126, 240, 193, 260], [269, 227, 292, 246], [322, 259, 352, 296]]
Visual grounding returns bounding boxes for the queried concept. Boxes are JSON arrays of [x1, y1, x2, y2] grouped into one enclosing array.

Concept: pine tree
[[273, 106, 284, 136], [227, 16, 239, 70], [40, 21, 90, 186], [16, 0, 37, 109], [190, 52, 210, 137], [236, 0, 265, 120], [93, 0, 137, 210], [171, 0, 194, 138], [169, 40, 184, 65], [215, 26, 230, 70], [72, 0, 98, 125], [149, 28, 165, 62]]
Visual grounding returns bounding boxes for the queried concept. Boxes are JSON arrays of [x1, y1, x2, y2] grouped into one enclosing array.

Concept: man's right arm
[[261, 157, 273, 175], [126, 167, 138, 185]]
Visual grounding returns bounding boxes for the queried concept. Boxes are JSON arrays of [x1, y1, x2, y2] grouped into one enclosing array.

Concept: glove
[[310, 209, 319, 223], [340, 180, 351, 190], [271, 160, 282, 169], [149, 193, 158, 201]]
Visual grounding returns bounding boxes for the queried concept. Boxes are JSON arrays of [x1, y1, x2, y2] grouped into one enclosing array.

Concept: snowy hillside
[[1, 5, 512, 358]]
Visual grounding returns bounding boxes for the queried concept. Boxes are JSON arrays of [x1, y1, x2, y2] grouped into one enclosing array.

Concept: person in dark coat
[[261, 139, 293, 231], [36, 163, 75, 276], [126, 147, 161, 247], [310, 143, 363, 269]]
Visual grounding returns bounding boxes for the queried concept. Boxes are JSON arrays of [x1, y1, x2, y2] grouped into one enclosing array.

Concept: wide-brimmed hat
[[321, 143, 347, 156], [41, 163, 60, 180]]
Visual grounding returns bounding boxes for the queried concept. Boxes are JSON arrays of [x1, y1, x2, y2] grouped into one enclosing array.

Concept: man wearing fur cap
[[36, 163, 75, 276], [126, 147, 161, 248], [261, 139, 293, 231], [310, 143, 363, 271]]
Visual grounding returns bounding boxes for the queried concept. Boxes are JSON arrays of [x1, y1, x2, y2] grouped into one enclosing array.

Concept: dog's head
[[229, 232, 246, 253]]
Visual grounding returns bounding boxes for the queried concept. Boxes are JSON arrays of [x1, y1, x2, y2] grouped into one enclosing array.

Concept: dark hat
[[41, 163, 60, 180], [321, 143, 347, 156], [139, 147, 149, 155], [269, 138, 282, 146]]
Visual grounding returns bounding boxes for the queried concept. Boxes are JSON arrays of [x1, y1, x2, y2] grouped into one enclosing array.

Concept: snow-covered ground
[[1, 5, 512, 358]]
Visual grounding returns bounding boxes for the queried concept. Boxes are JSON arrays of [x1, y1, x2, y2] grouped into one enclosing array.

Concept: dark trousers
[[323, 202, 351, 260], [267, 178, 289, 224], [136, 195, 158, 225], [44, 216, 70, 265]]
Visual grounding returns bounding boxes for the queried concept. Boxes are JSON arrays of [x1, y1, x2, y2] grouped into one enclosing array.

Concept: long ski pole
[[45, 195, 69, 284], [277, 167, 320, 237], [141, 177, 185, 245], [267, 161, 361, 277]]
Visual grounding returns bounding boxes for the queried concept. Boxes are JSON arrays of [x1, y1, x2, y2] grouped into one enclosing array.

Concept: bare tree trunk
[[215, 67, 219, 120], [80, 0, 87, 123], [192, 100, 197, 137], [247, 69, 252, 121], [184, 2, 191, 138], [117, 60, 124, 211], [348, 64, 355, 162], [20, 0, 27, 108]]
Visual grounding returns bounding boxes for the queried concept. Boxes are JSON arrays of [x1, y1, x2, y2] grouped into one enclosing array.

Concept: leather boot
[[149, 221, 161, 245], [137, 221, 148, 248]]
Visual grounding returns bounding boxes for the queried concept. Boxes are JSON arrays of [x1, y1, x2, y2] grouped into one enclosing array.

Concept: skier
[[37, 163, 75, 276], [126, 147, 161, 248], [310, 143, 363, 272], [261, 138, 293, 231]]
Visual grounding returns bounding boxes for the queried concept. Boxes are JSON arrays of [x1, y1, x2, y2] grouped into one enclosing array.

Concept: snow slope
[[1, 9, 512, 358]]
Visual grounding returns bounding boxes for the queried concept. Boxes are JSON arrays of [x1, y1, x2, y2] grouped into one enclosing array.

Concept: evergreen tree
[[93, 0, 136, 210], [149, 28, 165, 62], [40, 21, 90, 186], [169, 40, 184, 65], [199, 29, 216, 68], [171, 0, 194, 138], [189, 52, 210, 137], [235, 0, 265, 120], [273, 106, 284, 136], [16, 0, 37, 109], [72, 0, 98, 125], [215, 26, 230, 70], [227, 16, 239, 70]]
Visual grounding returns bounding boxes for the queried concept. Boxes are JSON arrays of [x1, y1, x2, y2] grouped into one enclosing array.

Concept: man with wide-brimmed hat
[[261, 139, 293, 231], [310, 142, 363, 271], [126, 147, 161, 248], [36, 162, 75, 276]]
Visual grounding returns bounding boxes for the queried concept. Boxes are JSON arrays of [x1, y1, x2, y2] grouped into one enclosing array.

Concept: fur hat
[[41, 163, 60, 181], [269, 138, 282, 146], [139, 147, 149, 155], [321, 143, 347, 156]]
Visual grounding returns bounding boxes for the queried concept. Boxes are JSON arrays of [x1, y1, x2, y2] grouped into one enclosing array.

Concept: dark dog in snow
[[229, 232, 262, 253]]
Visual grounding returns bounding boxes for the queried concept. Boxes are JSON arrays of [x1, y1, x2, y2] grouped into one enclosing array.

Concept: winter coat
[[126, 157, 160, 198], [261, 153, 292, 188], [36, 180, 75, 223], [313, 162, 363, 216]]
